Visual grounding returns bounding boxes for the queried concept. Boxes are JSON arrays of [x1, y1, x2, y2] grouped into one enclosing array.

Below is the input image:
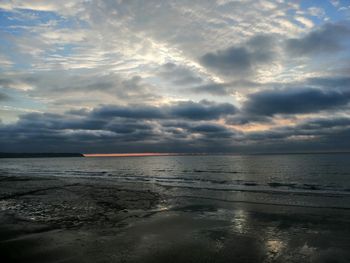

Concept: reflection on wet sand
[[265, 239, 285, 261], [231, 209, 249, 235], [1, 176, 350, 263]]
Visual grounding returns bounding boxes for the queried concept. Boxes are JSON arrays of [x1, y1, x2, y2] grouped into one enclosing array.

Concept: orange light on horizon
[[83, 153, 178, 157]]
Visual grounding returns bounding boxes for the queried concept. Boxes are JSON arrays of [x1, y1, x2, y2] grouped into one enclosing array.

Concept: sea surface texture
[[1, 154, 350, 208]]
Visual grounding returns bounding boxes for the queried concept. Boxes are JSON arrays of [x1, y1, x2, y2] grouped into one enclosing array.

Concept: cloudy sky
[[1, 0, 350, 153]]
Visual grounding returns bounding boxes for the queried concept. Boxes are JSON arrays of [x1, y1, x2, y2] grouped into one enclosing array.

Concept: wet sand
[[1, 175, 350, 263]]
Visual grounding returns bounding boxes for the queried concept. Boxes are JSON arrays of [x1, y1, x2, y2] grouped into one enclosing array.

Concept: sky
[[0, 0, 350, 153]]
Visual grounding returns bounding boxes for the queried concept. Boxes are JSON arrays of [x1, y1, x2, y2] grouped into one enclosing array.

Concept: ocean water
[[1, 153, 350, 209]]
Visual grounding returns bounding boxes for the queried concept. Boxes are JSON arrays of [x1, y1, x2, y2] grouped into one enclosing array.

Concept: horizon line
[[83, 151, 350, 157], [83, 153, 183, 157]]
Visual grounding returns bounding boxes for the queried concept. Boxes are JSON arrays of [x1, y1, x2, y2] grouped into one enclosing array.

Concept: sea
[[1, 153, 350, 210]]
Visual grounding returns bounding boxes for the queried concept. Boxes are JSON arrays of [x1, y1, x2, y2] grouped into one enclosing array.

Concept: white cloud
[[294, 16, 314, 29], [1, 0, 349, 152]]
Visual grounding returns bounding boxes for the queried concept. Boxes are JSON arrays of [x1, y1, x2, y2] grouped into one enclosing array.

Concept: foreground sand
[[1, 175, 350, 263]]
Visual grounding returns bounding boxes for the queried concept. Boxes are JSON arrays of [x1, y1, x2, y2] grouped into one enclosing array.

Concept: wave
[[165, 195, 350, 210], [2, 168, 350, 199]]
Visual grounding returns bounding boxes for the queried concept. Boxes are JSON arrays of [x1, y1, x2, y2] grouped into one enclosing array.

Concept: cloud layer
[[1, 1, 350, 153]]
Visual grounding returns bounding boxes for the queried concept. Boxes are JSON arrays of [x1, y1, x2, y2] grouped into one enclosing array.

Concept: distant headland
[[0, 153, 84, 158]]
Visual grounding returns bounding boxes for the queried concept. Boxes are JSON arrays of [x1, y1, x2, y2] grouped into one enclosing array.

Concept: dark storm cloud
[[189, 124, 234, 138], [286, 23, 350, 56], [159, 63, 203, 85], [92, 100, 237, 120], [0, 112, 157, 152], [92, 105, 164, 119], [225, 76, 350, 125], [66, 108, 91, 116], [298, 117, 350, 130], [160, 121, 237, 142], [244, 117, 350, 148], [243, 88, 350, 116], [201, 46, 251, 73], [0, 100, 239, 152], [1, 104, 350, 153], [7, 112, 107, 131], [105, 121, 153, 134], [0, 102, 238, 152], [307, 76, 350, 89], [200, 35, 276, 76], [168, 100, 237, 120], [227, 114, 273, 125]]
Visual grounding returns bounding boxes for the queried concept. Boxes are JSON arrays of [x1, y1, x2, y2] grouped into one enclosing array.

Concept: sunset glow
[[84, 153, 178, 157]]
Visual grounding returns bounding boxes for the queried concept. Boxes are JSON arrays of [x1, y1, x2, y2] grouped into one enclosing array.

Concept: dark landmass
[[0, 153, 84, 158]]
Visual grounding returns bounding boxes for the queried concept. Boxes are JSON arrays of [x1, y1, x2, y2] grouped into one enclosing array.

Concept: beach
[[3, 1, 350, 261], [1, 155, 350, 262]]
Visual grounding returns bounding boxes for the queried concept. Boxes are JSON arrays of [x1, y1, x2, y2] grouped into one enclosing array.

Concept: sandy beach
[[1, 172, 350, 263]]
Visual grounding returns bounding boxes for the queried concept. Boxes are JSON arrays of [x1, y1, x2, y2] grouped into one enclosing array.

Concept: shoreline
[[1, 174, 350, 262], [0, 153, 84, 158]]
